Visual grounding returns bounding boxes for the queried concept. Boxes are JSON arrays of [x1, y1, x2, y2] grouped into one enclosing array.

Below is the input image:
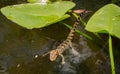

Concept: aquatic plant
[[85, 4, 120, 74], [1, 1, 75, 29]]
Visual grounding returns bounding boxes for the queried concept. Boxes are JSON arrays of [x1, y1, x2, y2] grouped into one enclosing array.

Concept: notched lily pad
[[85, 4, 120, 39], [1, 1, 75, 29]]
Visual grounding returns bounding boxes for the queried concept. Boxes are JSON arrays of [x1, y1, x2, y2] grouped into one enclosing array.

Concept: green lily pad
[[1, 1, 75, 29], [85, 4, 120, 39]]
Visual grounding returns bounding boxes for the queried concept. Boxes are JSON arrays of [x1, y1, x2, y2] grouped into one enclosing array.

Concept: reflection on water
[[1, 0, 119, 74]]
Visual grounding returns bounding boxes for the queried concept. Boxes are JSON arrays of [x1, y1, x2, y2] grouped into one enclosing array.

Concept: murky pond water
[[0, 0, 120, 74]]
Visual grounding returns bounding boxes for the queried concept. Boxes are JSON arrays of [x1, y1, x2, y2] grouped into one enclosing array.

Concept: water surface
[[1, 0, 118, 74]]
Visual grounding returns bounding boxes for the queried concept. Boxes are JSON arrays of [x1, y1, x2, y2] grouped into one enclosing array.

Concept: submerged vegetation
[[0, 0, 120, 74]]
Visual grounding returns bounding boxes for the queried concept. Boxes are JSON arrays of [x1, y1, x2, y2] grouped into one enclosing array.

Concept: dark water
[[0, 0, 119, 74]]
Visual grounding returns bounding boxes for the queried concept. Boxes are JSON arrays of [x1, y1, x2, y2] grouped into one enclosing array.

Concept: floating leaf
[[27, 0, 41, 3], [1, 1, 75, 29], [85, 4, 120, 39]]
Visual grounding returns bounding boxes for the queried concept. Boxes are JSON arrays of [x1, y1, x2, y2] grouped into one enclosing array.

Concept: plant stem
[[109, 35, 116, 74], [72, 12, 104, 40], [60, 22, 93, 40], [72, 13, 86, 26]]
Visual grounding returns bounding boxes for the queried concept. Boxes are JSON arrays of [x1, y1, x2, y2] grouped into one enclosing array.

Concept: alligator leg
[[59, 53, 65, 64], [69, 42, 79, 56]]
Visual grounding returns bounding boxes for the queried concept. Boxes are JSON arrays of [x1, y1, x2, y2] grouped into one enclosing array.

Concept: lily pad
[[85, 4, 120, 39], [1, 1, 75, 29]]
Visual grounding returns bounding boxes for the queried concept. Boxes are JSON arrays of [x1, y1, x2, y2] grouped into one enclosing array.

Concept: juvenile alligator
[[42, 11, 85, 64]]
